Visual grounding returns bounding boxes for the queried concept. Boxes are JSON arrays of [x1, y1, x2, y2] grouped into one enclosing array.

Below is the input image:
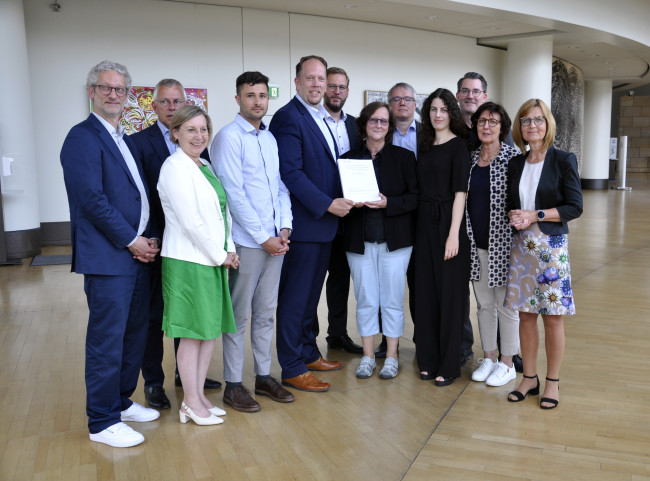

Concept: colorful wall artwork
[[114, 86, 208, 135]]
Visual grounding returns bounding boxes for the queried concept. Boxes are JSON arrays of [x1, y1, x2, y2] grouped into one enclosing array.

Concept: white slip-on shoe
[[471, 358, 497, 382], [379, 357, 399, 379], [356, 356, 377, 379], [89, 422, 144, 448], [486, 361, 517, 387], [121, 402, 161, 422]]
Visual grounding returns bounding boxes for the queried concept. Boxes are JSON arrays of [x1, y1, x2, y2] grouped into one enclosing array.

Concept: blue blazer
[[507, 146, 583, 235], [270, 97, 342, 242], [60, 114, 152, 275]]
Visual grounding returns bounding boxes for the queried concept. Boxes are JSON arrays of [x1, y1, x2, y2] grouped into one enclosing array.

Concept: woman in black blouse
[[344, 101, 418, 380], [413, 88, 470, 386], [505, 99, 583, 409]]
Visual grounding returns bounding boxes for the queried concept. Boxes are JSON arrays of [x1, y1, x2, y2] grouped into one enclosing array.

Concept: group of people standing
[[60, 57, 582, 448]]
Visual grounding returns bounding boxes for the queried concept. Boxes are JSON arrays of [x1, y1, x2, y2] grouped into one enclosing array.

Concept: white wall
[[24, 0, 506, 224]]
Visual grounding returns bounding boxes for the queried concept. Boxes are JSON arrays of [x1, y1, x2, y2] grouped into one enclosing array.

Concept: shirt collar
[[234, 113, 266, 133], [93, 112, 124, 138], [323, 109, 347, 123], [295, 94, 321, 116], [156, 119, 170, 137]]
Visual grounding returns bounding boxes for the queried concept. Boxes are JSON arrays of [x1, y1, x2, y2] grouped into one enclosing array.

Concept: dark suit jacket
[[507, 146, 583, 235], [60, 114, 152, 275], [269, 96, 341, 242], [344, 113, 363, 155], [130, 122, 210, 233], [344, 144, 419, 254]]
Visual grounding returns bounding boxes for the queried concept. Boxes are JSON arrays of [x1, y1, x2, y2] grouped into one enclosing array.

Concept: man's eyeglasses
[[157, 98, 186, 107], [477, 118, 501, 127], [327, 84, 348, 92], [389, 96, 415, 104], [459, 88, 484, 97], [93, 84, 128, 97], [368, 118, 389, 126], [520, 116, 546, 127]]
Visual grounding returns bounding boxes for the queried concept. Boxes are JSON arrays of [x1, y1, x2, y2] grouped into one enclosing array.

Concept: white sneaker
[[471, 358, 497, 382], [486, 361, 517, 387], [121, 402, 160, 422], [89, 422, 144, 448]]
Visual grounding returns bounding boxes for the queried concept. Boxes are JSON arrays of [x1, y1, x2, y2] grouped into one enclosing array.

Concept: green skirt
[[161, 257, 236, 340]]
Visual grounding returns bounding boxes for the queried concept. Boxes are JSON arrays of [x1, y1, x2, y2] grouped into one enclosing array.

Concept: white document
[[338, 158, 380, 203]]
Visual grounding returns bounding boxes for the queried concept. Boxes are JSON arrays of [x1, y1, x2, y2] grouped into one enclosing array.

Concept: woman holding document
[[343, 101, 418, 380], [413, 88, 471, 387]]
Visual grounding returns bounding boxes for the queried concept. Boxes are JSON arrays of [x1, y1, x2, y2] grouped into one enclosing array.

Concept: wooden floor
[[1, 174, 649, 481]]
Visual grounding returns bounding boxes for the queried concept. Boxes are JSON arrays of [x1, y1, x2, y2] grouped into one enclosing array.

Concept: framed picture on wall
[[89, 86, 209, 135], [364, 90, 429, 122]]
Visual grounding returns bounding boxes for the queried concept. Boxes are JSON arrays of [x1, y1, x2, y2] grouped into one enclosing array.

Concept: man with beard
[[313, 67, 363, 355], [212, 71, 295, 411]]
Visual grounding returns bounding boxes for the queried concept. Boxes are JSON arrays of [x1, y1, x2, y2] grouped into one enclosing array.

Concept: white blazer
[[158, 149, 234, 266]]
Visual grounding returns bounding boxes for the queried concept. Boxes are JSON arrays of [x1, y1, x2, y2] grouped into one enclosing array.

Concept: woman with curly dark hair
[[413, 88, 471, 387]]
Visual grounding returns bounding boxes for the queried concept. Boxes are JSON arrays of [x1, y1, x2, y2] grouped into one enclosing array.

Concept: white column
[[0, 0, 40, 233], [582, 79, 612, 188], [505, 37, 553, 117]]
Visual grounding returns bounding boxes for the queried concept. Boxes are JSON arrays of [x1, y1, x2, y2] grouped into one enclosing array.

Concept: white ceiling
[[162, 0, 650, 88]]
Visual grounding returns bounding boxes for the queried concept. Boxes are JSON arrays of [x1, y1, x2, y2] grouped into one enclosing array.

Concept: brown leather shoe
[[305, 357, 343, 371], [223, 385, 261, 412], [282, 372, 330, 392], [255, 377, 295, 403]]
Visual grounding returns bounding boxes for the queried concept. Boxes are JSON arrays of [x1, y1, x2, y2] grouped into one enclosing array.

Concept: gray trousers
[[222, 245, 284, 382]]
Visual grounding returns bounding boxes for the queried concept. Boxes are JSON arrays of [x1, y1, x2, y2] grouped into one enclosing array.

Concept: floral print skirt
[[504, 223, 575, 315]]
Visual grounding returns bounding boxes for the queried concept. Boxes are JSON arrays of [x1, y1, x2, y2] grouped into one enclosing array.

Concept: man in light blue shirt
[[389, 82, 419, 158], [212, 71, 295, 412]]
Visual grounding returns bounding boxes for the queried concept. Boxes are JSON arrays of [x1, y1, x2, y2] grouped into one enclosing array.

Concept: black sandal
[[434, 376, 453, 387], [540, 377, 559, 410], [508, 374, 540, 402]]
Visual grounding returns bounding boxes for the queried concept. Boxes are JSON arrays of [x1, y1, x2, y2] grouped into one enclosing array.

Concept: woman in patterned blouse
[[466, 102, 521, 388]]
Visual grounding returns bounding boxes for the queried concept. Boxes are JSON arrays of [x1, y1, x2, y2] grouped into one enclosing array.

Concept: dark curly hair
[[470, 101, 512, 144], [356, 102, 395, 144], [419, 88, 468, 153]]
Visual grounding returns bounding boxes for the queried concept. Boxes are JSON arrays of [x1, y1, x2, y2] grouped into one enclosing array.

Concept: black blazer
[[344, 113, 363, 154], [507, 146, 583, 235], [344, 144, 419, 254]]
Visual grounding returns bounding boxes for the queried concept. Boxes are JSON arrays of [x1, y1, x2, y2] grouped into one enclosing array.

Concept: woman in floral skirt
[[504, 99, 583, 410]]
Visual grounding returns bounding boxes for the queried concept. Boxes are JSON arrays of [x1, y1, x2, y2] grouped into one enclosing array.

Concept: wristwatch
[[537, 210, 545, 222]]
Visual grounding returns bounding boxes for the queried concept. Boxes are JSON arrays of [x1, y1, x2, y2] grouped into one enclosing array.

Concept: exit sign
[[269, 84, 279, 99]]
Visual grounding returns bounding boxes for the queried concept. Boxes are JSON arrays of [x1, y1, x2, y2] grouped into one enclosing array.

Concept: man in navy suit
[[60, 60, 160, 448], [130, 79, 220, 410], [270, 55, 354, 392], [313, 66, 363, 355]]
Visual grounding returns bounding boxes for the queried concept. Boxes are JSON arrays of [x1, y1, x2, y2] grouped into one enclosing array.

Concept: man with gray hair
[[131, 78, 220, 411], [388, 82, 419, 156], [61, 60, 160, 447]]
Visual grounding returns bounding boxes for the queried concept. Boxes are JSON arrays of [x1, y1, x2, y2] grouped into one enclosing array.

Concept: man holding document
[[341, 101, 418, 380]]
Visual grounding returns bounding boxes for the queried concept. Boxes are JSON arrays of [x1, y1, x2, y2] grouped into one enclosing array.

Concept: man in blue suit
[[270, 55, 354, 392], [130, 78, 220, 410], [60, 60, 160, 448]]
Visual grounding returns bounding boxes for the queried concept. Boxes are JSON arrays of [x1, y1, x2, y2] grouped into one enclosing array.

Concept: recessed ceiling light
[[488, 26, 502, 31], [344, 4, 358, 8], [591, 54, 600, 57], [567, 45, 580, 49], [427, 15, 439, 20]]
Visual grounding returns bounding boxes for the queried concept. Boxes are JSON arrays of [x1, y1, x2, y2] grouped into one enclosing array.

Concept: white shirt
[[295, 95, 338, 160], [323, 110, 350, 156], [92, 113, 149, 245], [519, 160, 545, 211]]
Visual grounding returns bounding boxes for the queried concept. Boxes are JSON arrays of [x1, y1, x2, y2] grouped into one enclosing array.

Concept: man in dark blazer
[[312, 66, 363, 355], [60, 61, 160, 448], [130, 78, 220, 410], [269, 55, 354, 392]]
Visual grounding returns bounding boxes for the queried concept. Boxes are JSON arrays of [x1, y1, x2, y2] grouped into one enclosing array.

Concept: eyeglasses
[[157, 98, 186, 107], [368, 118, 389, 127], [459, 88, 484, 97], [93, 84, 128, 97], [389, 96, 415, 104], [520, 116, 546, 127], [327, 84, 348, 92], [477, 118, 501, 127], [181, 127, 209, 136]]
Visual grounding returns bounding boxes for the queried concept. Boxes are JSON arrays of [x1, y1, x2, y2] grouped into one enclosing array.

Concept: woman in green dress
[[158, 105, 239, 426]]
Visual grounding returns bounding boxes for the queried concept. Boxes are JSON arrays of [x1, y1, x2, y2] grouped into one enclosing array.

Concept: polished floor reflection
[[1, 175, 649, 480]]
